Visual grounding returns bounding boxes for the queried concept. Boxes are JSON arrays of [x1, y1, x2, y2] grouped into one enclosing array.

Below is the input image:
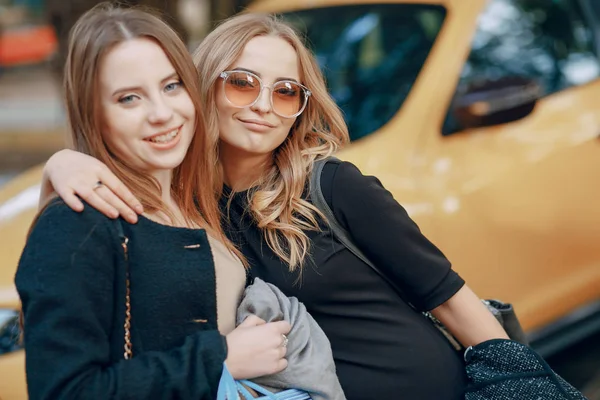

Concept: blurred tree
[[45, 0, 186, 78]]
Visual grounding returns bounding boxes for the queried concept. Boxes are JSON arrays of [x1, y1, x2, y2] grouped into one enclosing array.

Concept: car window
[[443, 0, 600, 135], [588, 0, 600, 23], [282, 4, 446, 141]]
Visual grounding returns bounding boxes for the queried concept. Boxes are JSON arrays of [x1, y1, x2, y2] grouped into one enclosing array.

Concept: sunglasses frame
[[219, 70, 312, 118]]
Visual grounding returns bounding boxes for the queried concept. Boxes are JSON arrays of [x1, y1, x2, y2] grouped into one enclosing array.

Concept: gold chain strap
[[121, 236, 133, 360]]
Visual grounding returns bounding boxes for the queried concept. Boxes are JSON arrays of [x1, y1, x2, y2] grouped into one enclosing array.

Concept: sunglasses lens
[[272, 81, 307, 117], [223, 71, 261, 107], [223, 71, 308, 117]]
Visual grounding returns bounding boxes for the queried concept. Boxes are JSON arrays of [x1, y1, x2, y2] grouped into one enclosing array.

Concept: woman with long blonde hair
[[42, 12, 510, 399], [16, 5, 290, 399]]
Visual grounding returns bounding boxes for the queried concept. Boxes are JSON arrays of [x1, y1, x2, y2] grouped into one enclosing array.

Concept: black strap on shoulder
[[309, 157, 408, 301], [310, 157, 377, 271]]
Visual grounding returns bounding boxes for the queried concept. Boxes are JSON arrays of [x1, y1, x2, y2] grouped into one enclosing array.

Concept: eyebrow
[[231, 67, 299, 84], [111, 72, 180, 97]]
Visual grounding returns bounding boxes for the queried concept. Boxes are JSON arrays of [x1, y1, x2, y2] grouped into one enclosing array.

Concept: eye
[[275, 87, 298, 97], [118, 94, 139, 104], [165, 80, 183, 92], [274, 82, 301, 98], [228, 73, 257, 90]]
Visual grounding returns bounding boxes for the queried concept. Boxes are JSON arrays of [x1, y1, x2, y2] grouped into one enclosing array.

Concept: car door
[[414, 0, 600, 331]]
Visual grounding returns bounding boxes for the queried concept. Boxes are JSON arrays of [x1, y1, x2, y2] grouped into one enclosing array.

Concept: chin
[[235, 137, 282, 157], [239, 144, 278, 157], [151, 154, 188, 171], [222, 126, 283, 155]]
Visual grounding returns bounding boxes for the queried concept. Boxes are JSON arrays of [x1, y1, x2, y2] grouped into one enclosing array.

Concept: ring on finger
[[280, 334, 288, 348], [93, 181, 103, 191]]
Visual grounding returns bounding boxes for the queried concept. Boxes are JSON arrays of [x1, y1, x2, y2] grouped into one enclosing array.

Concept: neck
[[220, 146, 273, 191], [144, 169, 188, 226], [151, 169, 174, 203]]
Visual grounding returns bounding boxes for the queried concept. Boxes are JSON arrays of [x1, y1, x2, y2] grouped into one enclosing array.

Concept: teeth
[[148, 128, 179, 143]]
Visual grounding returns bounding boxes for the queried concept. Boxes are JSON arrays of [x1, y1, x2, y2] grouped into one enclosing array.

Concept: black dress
[[222, 161, 468, 400]]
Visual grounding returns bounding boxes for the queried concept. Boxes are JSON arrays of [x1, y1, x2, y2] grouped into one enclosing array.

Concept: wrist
[[39, 167, 55, 210]]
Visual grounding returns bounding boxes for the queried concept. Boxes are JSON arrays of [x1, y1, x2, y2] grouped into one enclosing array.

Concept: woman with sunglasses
[[15, 6, 292, 399], [40, 13, 509, 399]]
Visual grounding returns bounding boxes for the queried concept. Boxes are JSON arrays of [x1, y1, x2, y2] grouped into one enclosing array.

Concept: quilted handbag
[[217, 363, 312, 400], [464, 339, 587, 399]]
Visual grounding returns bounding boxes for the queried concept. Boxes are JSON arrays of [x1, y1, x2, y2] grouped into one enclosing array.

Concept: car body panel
[[0, 165, 42, 311], [1, 0, 599, 398], [250, 0, 600, 331], [0, 167, 42, 399], [0, 351, 26, 398]]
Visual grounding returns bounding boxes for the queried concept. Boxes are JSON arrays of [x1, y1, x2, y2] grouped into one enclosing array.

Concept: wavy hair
[[193, 13, 349, 270]]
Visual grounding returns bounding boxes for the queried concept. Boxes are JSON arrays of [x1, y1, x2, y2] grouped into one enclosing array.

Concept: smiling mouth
[[238, 119, 275, 128], [145, 127, 181, 144]]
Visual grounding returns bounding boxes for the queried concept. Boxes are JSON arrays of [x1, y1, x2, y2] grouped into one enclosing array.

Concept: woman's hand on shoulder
[[225, 315, 292, 380], [43, 149, 143, 223]]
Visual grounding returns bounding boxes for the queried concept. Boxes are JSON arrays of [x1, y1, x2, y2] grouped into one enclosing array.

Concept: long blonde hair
[[62, 3, 236, 253], [193, 13, 349, 270]]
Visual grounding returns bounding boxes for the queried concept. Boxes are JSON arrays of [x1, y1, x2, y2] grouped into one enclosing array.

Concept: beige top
[[207, 235, 246, 334]]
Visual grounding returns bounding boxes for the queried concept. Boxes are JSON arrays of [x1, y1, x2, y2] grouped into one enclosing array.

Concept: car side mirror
[[452, 76, 542, 130], [0, 309, 22, 355]]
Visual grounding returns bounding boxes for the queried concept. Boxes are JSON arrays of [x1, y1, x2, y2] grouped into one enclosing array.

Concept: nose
[[148, 95, 174, 124], [250, 87, 272, 114]]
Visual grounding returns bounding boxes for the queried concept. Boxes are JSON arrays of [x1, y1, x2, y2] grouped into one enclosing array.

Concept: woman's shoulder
[[320, 159, 383, 196], [322, 159, 360, 175], [33, 197, 119, 240], [17, 198, 121, 284]]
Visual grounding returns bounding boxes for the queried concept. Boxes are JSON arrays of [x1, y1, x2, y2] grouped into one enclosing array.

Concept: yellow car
[[2, 0, 600, 397]]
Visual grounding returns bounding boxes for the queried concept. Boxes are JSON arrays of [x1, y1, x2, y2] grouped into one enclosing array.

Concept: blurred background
[[0, 0, 251, 186], [0, 0, 599, 398]]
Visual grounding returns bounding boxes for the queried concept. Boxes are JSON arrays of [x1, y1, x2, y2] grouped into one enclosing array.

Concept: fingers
[[278, 345, 287, 359], [262, 347, 288, 376], [54, 188, 85, 213], [96, 184, 139, 223], [269, 320, 292, 335], [264, 322, 291, 353], [44, 149, 142, 218], [59, 168, 140, 222], [225, 317, 291, 379], [238, 315, 266, 328], [275, 358, 288, 374], [97, 167, 143, 215], [77, 186, 119, 219]]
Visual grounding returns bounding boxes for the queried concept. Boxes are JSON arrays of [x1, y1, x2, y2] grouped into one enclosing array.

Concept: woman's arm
[[326, 161, 508, 347], [16, 202, 223, 399], [41, 149, 142, 222], [16, 202, 289, 399], [431, 285, 508, 347]]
